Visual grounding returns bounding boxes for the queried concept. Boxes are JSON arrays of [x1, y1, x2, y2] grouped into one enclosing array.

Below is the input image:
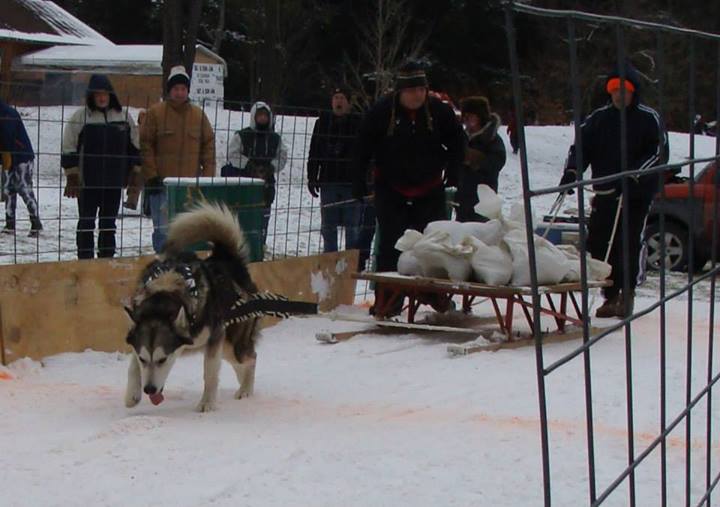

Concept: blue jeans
[[320, 184, 361, 253], [148, 191, 168, 253]]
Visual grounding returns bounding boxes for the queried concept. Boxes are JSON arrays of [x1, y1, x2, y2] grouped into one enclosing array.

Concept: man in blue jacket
[[0, 100, 42, 236], [560, 64, 669, 318]]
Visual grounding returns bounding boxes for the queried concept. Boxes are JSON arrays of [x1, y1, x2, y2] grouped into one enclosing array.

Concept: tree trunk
[[161, 0, 203, 98], [183, 0, 203, 79], [162, 0, 183, 91], [212, 0, 226, 53]]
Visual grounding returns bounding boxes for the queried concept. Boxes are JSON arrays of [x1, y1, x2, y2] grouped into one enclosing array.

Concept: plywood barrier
[[0, 250, 358, 364]]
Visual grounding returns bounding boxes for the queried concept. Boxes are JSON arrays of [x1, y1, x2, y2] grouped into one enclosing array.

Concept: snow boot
[[28, 217, 43, 238], [2, 218, 14, 235], [615, 291, 635, 318], [595, 294, 620, 318]]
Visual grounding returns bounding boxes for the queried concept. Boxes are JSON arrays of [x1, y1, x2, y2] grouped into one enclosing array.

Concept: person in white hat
[[140, 65, 216, 252]]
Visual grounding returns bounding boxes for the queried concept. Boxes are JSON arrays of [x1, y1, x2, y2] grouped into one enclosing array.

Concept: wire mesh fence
[[0, 90, 374, 283], [506, 2, 720, 505]]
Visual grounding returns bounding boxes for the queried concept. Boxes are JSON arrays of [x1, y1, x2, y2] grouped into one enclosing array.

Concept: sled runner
[[314, 273, 611, 353]]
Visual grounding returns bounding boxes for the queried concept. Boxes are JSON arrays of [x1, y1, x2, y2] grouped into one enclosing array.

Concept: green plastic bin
[[165, 177, 265, 262]]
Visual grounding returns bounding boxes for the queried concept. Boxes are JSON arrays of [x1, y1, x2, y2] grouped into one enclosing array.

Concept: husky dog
[[124, 203, 260, 412]]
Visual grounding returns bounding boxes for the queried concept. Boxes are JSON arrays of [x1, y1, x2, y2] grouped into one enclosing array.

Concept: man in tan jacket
[[140, 65, 215, 252]]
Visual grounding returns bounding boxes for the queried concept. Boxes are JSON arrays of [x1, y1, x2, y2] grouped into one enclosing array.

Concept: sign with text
[[190, 63, 224, 104]]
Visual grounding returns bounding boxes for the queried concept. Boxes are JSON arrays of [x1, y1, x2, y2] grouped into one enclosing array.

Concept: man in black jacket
[[560, 64, 669, 318], [456, 96, 506, 221], [307, 88, 362, 257], [62, 74, 141, 258], [354, 61, 466, 314]]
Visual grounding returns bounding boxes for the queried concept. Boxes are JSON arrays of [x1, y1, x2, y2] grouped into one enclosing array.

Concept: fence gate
[[506, 2, 720, 505]]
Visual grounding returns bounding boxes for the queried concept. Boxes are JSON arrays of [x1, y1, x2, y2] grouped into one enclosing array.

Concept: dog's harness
[[145, 262, 199, 298], [143, 261, 318, 327], [223, 291, 318, 327]]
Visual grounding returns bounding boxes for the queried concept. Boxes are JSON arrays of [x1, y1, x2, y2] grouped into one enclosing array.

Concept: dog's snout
[[144, 384, 157, 395]]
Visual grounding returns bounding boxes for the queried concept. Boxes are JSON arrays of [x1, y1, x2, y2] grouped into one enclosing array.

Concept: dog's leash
[[223, 291, 318, 326]]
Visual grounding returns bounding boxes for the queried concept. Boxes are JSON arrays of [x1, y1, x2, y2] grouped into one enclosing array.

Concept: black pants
[[587, 195, 650, 299], [375, 185, 447, 272], [77, 187, 122, 259]]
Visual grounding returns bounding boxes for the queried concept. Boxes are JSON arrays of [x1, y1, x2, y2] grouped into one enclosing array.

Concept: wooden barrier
[[0, 250, 358, 364]]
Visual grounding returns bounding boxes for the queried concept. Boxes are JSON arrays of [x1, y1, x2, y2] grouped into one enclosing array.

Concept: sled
[[350, 272, 611, 340]]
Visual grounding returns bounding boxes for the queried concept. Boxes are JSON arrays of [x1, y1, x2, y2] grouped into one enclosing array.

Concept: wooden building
[[0, 0, 112, 100], [1, 0, 226, 107]]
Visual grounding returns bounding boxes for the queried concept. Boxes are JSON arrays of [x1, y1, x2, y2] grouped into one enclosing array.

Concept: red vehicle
[[644, 162, 719, 271]]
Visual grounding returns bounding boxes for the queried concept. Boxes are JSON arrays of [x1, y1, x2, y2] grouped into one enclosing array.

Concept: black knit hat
[[331, 86, 352, 101], [460, 96, 491, 124], [395, 61, 428, 90], [166, 65, 191, 93]]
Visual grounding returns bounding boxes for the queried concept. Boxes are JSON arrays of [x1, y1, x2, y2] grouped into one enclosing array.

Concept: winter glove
[[559, 169, 577, 195], [308, 180, 320, 198], [64, 173, 81, 198], [144, 176, 164, 196], [1, 152, 11, 172]]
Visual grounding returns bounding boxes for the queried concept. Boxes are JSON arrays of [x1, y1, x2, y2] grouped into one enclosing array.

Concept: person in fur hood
[[456, 96, 506, 222]]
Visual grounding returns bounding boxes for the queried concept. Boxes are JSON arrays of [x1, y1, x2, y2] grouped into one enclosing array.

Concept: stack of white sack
[[393, 184, 612, 286]]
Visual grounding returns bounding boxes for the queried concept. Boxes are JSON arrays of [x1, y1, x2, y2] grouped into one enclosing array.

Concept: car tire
[[644, 221, 689, 272]]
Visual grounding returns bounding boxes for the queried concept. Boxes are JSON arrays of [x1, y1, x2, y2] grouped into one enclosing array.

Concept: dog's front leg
[[124, 354, 142, 408], [196, 338, 223, 412]]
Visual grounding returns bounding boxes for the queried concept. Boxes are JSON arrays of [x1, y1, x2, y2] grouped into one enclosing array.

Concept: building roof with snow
[[14, 44, 227, 75], [0, 0, 112, 46]]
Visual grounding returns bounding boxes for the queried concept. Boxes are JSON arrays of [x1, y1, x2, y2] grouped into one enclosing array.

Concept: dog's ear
[[124, 305, 136, 323], [174, 306, 189, 332]]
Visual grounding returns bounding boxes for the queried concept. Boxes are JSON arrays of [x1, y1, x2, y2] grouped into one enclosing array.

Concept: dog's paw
[[234, 387, 253, 400], [195, 399, 217, 413], [124, 392, 141, 408]]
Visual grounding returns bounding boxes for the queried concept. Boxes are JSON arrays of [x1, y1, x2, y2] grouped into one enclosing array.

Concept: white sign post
[[190, 63, 224, 105]]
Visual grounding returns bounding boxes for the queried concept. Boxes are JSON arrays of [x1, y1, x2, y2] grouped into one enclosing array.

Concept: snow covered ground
[[1, 108, 719, 505], [1, 299, 718, 506]]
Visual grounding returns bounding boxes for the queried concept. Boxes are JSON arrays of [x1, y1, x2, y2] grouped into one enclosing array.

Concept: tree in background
[[340, 0, 429, 109], [161, 0, 202, 91]]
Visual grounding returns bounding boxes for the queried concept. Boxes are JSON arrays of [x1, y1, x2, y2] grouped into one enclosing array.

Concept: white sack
[[424, 219, 504, 246], [412, 230, 473, 281], [557, 245, 613, 282], [473, 184, 503, 220], [466, 237, 513, 286], [395, 229, 424, 252], [503, 229, 571, 286], [397, 250, 423, 276]]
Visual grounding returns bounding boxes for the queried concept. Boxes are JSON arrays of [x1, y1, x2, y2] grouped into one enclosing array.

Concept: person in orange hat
[[559, 64, 669, 318]]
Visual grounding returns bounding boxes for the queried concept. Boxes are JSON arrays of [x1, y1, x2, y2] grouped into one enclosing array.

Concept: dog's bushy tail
[[164, 202, 249, 262]]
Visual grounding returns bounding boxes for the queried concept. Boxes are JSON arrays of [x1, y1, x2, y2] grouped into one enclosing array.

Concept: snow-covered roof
[[15, 44, 227, 75], [0, 0, 112, 46]]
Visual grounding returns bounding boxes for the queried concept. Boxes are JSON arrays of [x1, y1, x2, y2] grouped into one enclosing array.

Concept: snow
[[0, 111, 718, 504], [1, 299, 717, 505], [1, 0, 112, 46], [16, 45, 226, 75]]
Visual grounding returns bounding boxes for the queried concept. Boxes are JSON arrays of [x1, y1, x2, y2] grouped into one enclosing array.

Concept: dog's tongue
[[148, 393, 165, 406]]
